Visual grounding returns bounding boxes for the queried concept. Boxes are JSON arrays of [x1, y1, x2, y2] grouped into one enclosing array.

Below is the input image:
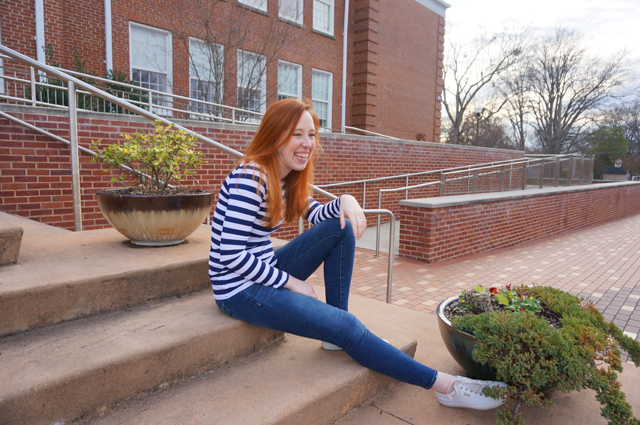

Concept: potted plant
[[437, 284, 640, 425], [91, 121, 213, 246]]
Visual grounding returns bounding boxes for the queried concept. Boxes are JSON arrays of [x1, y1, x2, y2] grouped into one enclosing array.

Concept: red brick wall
[[346, 0, 445, 141], [399, 184, 640, 264], [2, 0, 346, 129], [0, 105, 522, 238], [3, 0, 445, 141]]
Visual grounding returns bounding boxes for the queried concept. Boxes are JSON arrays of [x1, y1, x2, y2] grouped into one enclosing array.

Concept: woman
[[209, 98, 506, 410]]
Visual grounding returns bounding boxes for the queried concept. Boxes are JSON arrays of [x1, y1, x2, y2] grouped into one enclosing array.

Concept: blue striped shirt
[[209, 163, 341, 300]]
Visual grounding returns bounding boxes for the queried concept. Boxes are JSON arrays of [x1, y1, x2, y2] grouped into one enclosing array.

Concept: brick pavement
[[308, 213, 640, 358]]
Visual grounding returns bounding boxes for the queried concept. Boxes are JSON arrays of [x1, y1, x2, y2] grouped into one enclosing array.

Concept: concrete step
[[0, 224, 213, 336], [0, 291, 284, 425], [0, 220, 288, 337], [0, 213, 28, 266], [81, 293, 419, 425]]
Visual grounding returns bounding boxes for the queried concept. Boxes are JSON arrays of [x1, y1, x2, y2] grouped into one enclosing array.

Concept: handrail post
[[521, 162, 528, 190], [568, 157, 574, 186], [554, 157, 560, 187], [579, 156, 585, 185], [472, 169, 479, 194], [67, 80, 82, 232], [588, 156, 594, 184], [439, 172, 446, 196], [298, 216, 304, 235], [362, 181, 366, 209], [499, 165, 505, 192], [375, 191, 382, 257], [148, 91, 153, 112], [30, 66, 37, 106], [232, 109, 236, 124], [405, 175, 409, 199], [539, 161, 544, 189], [386, 214, 395, 304]]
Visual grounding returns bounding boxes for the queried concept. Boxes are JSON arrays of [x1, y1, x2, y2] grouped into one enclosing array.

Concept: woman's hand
[[283, 276, 318, 299], [340, 194, 366, 240]]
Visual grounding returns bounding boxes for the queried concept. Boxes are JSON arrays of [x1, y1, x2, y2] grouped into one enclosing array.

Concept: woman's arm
[[306, 194, 366, 240]]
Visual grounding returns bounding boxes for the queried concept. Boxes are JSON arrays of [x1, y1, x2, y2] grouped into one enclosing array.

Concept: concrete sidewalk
[[311, 213, 640, 359]]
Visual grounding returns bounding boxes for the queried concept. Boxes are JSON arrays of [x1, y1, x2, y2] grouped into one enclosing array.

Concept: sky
[[444, 0, 640, 63]]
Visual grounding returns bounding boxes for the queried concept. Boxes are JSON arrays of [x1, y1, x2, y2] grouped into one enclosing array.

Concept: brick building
[[0, 0, 448, 141]]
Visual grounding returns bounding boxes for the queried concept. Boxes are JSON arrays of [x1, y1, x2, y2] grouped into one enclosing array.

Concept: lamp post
[[474, 104, 483, 146]]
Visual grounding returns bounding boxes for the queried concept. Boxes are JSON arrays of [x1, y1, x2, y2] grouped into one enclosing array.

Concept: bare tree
[[526, 29, 628, 154], [498, 62, 531, 151], [170, 0, 296, 118], [607, 98, 640, 155], [442, 28, 527, 144]]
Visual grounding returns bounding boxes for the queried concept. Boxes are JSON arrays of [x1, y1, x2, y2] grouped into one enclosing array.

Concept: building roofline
[[412, 0, 451, 18]]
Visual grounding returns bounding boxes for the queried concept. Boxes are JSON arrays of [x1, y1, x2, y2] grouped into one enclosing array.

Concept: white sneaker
[[321, 341, 342, 351], [435, 376, 507, 410]]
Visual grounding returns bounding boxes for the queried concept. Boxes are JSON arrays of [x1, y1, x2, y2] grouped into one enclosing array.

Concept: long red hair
[[239, 98, 320, 227]]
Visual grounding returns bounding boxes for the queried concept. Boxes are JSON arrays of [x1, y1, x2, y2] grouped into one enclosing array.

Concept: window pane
[[278, 63, 299, 98], [280, 0, 302, 22], [131, 26, 168, 71], [313, 0, 330, 32], [313, 100, 328, 127], [239, 0, 267, 11], [312, 72, 329, 101]]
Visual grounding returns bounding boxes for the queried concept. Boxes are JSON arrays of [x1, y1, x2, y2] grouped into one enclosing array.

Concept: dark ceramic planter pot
[[96, 189, 213, 246], [436, 296, 496, 380]]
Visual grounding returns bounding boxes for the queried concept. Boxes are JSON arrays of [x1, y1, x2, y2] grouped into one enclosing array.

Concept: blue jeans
[[215, 218, 438, 389]]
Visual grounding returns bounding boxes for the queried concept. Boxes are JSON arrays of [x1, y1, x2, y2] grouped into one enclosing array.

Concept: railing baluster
[[67, 80, 82, 232]]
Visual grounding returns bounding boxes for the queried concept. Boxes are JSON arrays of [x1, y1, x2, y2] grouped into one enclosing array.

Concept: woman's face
[[276, 111, 316, 179]]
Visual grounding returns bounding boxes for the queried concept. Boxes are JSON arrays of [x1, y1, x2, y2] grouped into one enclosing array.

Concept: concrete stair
[[0, 214, 418, 425]]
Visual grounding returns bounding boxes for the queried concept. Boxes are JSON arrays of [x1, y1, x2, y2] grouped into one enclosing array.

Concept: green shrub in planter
[[91, 121, 204, 193], [451, 286, 640, 425]]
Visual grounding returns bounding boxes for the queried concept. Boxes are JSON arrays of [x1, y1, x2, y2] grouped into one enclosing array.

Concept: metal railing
[[0, 45, 399, 303], [0, 56, 401, 140], [317, 154, 593, 256], [0, 54, 264, 125]]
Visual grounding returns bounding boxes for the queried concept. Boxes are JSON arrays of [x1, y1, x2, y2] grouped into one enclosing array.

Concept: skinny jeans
[[215, 218, 438, 390]]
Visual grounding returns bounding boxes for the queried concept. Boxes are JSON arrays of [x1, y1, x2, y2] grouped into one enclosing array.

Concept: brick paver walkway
[[308, 213, 640, 357]]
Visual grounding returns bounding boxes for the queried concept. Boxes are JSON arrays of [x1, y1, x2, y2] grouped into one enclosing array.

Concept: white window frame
[[238, 0, 267, 12], [313, 0, 334, 36], [0, 20, 4, 94], [278, 60, 302, 101], [129, 22, 173, 116], [312, 69, 333, 131], [189, 37, 224, 118], [237, 50, 267, 117], [279, 0, 304, 25]]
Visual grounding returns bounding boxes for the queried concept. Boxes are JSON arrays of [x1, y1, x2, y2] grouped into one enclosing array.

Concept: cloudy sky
[[444, 0, 640, 63]]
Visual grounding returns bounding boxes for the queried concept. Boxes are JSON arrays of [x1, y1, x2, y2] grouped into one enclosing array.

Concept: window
[[189, 38, 223, 117], [313, 0, 334, 36], [279, 0, 303, 25], [129, 23, 172, 115], [0, 21, 4, 95], [237, 50, 266, 117], [312, 69, 332, 130], [278, 61, 302, 101], [238, 0, 267, 12]]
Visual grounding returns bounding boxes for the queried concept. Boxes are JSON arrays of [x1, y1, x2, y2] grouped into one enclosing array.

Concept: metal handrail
[[369, 153, 593, 256], [343, 125, 400, 140], [0, 45, 400, 303], [0, 52, 264, 125]]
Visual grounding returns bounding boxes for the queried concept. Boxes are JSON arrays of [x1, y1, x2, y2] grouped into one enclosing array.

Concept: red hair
[[239, 98, 320, 227]]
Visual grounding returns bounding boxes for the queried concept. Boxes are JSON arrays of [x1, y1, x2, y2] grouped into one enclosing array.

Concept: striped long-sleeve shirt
[[209, 163, 342, 300]]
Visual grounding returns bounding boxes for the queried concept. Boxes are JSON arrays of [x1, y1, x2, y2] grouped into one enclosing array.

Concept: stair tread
[[0, 291, 283, 424], [83, 295, 418, 425]]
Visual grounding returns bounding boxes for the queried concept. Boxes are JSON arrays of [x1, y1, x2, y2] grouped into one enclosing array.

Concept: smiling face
[[276, 110, 316, 179]]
